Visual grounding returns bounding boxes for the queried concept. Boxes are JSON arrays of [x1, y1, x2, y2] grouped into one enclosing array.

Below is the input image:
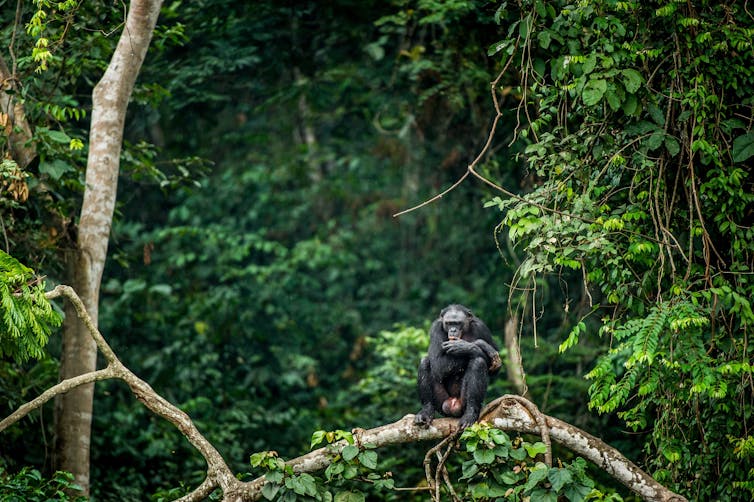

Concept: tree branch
[[3, 286, 686, 502], [242, 398, 686, 502]]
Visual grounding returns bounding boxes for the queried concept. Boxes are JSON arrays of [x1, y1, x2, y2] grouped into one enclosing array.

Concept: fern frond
[[0, 250, 61, 362]]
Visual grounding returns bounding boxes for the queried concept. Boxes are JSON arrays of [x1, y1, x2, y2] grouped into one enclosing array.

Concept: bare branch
[[0, 368, 114, 432], [29, 286, 241, 499]]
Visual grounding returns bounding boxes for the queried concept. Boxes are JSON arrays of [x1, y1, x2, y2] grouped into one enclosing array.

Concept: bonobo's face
[[442, 309, 469, 340]]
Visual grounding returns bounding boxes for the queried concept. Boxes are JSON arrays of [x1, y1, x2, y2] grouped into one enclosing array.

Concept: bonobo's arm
[[442, 339, 501, 371], [442, 319, 502, 373]]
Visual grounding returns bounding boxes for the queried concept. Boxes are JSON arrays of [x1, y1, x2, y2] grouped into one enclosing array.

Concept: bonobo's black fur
[[414, 304, 501, 429]]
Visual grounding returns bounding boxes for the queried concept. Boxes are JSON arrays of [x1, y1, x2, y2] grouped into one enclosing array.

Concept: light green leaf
[[582, 54, 597, 74], [334, 490, 365, 502]]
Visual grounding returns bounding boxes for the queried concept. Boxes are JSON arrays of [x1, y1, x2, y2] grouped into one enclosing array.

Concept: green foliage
[[488, 0, 754, 498], [346, 326, 427, 425], [457, 424, 612, 501], [248, 430, 393, 501], [0, 251, 60, 362], [0, 467, 86, 501]]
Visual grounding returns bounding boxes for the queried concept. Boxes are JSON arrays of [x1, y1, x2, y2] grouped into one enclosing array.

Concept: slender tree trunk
[[54, 1, 163, 494]]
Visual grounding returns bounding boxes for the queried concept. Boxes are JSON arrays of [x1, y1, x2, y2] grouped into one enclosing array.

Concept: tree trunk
[[54, 0, 163, 494]]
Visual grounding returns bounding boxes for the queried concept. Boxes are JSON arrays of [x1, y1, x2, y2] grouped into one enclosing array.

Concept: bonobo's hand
[[457, 407, 480, 429], [414, 405, 435, 427], [442, 339, 480, 357]]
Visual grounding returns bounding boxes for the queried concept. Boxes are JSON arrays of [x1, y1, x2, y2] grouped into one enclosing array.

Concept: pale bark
[[54, 1, 163, 494]]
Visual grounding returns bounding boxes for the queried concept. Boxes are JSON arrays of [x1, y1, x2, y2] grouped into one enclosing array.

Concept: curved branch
[[43, 285, 241, 500]]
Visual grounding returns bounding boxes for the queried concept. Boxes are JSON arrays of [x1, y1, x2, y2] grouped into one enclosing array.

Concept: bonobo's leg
[[415, 357, 448, 426], [457, 357, 489, 428]]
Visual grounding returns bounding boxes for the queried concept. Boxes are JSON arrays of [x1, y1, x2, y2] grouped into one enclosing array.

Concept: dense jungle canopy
[[1, 0, 753, 501]]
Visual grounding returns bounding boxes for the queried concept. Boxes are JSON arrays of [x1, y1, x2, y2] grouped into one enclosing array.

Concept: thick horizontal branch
[[242, 397, 687, 502]]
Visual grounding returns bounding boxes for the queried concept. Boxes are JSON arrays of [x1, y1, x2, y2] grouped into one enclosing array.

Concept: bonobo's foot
[[457, 408, 480, 429], [414, 406, 435, 427]]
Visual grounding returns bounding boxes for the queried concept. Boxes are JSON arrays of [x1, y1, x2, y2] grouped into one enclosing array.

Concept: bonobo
[[414, 304, 501, 429]]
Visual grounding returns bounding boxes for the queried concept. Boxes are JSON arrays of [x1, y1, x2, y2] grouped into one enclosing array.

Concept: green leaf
[[622, 93, 639, 115], [341, 445, 359, 461], [538, 30, 551, 49], [564, 483, 594, 501], [460, 460, 479, 480], [530, 488, 559, 502], [524, 442, 548, 458], [497, 470, 521, 485], [45, 129, 72, 143], [732, 132, 754, 162], [605, 89, 622, 111], [524, 463, 549, 491], [647, 131, 665, 151], [311, 430, 327, 449], [582, 79, 607, 106], [473, 448, 496, 464], [621, 68, 643, 93], [582, 54, 597, 74], [358, 450, 378, 469], [664, 136, 681, 157], [343, 464, 358, 479], [548, 467, 573, 492], [648, 103, 665, 126], [488, 40, 508, 56], [261, 482, 280, 500], [520, 14, 532, 40], [39, 159, 75, 180], [510, 446, 528, 461], [265, 471, 283, 484], [334, 490, 365, 502]]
